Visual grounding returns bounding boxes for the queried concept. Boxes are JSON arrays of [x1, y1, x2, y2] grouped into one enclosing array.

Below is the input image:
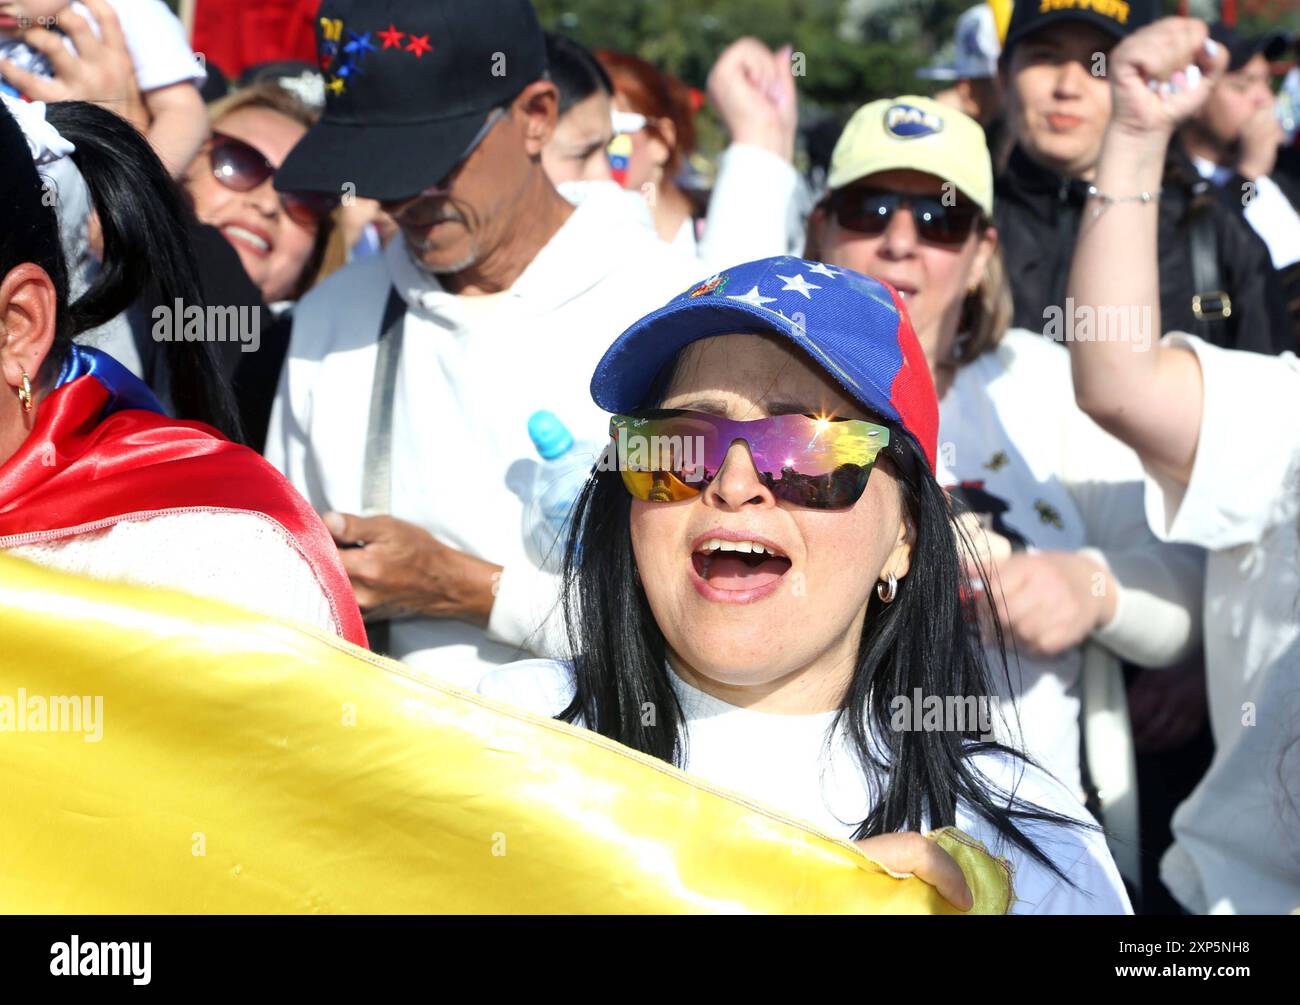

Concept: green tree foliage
[[535, 0, 975, 110]]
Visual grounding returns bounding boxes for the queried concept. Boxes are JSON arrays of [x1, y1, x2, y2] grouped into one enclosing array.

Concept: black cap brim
[[1003, 11, 1129, 58], [274, 106, 490, 201]]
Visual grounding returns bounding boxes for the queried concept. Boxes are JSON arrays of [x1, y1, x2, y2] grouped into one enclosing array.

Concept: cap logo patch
[[884, 103, 944, 139], [685, 273, 730, 298], [319, 18, 435, 96], [1037, 0, 1129, 25]]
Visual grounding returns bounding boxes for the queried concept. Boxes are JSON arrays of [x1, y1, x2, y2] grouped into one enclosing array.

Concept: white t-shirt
[[938, 331, 1203, 793], [267, 197, 706, 686], [0, 0, 204, 96], [479, 658, 1133, 915], [1144, 333, 1300, 915]]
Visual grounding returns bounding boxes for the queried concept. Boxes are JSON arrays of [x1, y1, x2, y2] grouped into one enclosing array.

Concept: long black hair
[[0, 99, 241, 440], [555, 359, 1091, 881]]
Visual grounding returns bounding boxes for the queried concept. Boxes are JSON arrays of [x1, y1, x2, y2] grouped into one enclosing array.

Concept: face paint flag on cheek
[[607, 133, 633, 187]]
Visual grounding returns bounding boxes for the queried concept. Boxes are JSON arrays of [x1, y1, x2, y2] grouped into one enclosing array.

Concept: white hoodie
[[266, 196, 706, 686]]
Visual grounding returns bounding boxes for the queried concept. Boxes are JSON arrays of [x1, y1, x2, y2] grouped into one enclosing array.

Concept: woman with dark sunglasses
[[804, 97, 1204, 826], [184, 82, 343, 307], [479, 255, 1131, 913], [174, 81, 348, 451]]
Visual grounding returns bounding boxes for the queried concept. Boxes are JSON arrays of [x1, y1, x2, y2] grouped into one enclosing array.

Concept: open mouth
[[222, 224, 272, 257], [691, 537, 793, 593]]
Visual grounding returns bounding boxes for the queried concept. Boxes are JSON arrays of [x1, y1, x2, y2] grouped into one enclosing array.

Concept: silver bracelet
[[1085, 184, 1161, 220]]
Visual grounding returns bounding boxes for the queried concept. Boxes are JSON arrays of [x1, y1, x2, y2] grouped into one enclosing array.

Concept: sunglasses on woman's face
[[828, 187, 983, 245], [609, 409, 891, 510], [209, 132, 339, 228]]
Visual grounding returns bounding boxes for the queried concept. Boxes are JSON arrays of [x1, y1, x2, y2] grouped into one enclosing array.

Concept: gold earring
[[877, 570, 898, 604], [17, 370, 33, 413]]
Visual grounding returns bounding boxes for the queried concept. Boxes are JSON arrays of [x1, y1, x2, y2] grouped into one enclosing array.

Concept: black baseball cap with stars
[[275, 0, 547, 202]]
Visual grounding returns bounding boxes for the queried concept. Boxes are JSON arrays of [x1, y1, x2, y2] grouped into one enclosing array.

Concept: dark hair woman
[[480, 255, 1131, 913], [0, 96, 365, 647]]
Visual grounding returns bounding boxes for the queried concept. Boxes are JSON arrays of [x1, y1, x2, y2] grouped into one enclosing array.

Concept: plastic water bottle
[[523, 411, 598, 571]]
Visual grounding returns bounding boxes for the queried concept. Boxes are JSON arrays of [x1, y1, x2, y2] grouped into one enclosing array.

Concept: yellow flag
[[0, 553, 1011, 914]]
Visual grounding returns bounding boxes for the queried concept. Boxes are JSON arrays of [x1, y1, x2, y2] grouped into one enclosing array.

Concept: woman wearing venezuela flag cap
[[0, 96, 365, 647], [480, 256, 1131, 913]]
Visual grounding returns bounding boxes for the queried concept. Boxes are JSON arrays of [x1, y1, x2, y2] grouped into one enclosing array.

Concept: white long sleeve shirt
[[1144, 333, 1300, 915], [699, 143, 812, 269], [266, 197, 705, 686], [938, 330, 1205, 794]]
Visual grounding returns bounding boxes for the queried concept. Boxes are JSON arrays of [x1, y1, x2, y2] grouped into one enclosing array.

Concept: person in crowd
[[266, 0, 703, 681], [801, 94, 1203, 801], [918, 2, 1006, 154], [0, 96, 365, 646], [1066, 16, 1300, 916], [479, 254, 1132, 915], [1180, 23, 1300, 345], [541, 30, 656, 235], [175, 81, 344, 450], [186, 82, 343, 308], [596, 48, 706, 253], [0, 0, 209, 176], [700, 36, 810, 264], [995, 0, 1290, 355], [542, 31, 616, 189]]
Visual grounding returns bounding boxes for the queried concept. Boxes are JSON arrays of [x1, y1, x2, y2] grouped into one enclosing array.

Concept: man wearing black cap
[[995, 1, 1290, 354], [265, 0, 703, 682], [1180, 23, 1300, 320]]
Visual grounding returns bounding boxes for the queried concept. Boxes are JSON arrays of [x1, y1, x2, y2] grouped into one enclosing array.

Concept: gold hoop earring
[[877, 571, 898, 604], [17, 370, 33, 413]]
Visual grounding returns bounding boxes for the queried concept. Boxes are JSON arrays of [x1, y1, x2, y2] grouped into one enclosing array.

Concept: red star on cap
[[378, 24, 404, 49], [406, 34, 432, 58]]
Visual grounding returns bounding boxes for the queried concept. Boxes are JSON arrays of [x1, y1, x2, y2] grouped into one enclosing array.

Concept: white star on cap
[[726, 285, 778, 307], [806, 262, 841, 279], [776, 273, 821, 299]]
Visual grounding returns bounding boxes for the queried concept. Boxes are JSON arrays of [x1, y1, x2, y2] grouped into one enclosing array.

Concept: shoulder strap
[[360, 287, 406, 654], [363, 288, 407, 514], [1186, 189, 1231, 338]]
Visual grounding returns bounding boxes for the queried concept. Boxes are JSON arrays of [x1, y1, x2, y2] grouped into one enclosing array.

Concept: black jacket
[[994, 141, 1290, 355]]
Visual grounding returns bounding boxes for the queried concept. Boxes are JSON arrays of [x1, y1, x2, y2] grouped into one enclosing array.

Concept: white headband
[[1, 93, 75, 166]]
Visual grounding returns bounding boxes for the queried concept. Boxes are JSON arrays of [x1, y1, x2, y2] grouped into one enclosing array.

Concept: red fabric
[[192, 0, 322, 80], [0, 375, 367, 649], [882, 283, 939, 472]]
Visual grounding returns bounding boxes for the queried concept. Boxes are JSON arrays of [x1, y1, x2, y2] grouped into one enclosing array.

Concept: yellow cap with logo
[[827, 96, 993, 217]]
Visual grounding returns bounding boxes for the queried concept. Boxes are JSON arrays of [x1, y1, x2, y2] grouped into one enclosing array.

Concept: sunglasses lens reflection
[[610, 413, 887, 510], [211, 137, 272, 192]]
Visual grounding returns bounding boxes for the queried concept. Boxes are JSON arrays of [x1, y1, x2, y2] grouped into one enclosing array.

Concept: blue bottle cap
[[527, 410, 575, 461]]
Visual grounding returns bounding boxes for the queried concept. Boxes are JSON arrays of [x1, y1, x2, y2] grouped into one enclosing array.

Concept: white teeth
[[225, 225, 270, 252], [698, 539, 783, 558]]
